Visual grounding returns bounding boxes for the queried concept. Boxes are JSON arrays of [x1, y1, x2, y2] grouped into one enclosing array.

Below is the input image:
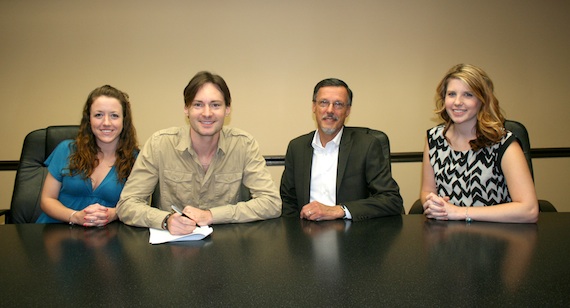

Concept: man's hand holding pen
[[168, 205, 213, 235]]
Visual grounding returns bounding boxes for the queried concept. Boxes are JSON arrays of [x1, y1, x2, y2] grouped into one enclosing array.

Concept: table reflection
[[282, 216, 403, 304], [300, 219, 350, 282], [5, 214, 564, 307], [36, 222, 134, 303], [422, 220, 537, 300], [42, 223, 119, 262]]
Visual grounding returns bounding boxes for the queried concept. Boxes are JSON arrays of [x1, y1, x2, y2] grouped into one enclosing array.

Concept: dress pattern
[[428, 125, 515, 207]]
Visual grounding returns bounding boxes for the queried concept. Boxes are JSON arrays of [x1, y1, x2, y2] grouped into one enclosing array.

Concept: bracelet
[[465, 206, 472, 223], [69, 211, 78, 225]]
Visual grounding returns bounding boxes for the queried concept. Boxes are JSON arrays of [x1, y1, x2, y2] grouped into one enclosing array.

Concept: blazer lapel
[[337, 128, 353, 193], [302, 132, 315, 203]]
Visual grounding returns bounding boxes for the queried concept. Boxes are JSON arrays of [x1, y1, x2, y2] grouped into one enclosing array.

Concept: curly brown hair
[[68, 85, 139, 183], [434, 64, 505, 151]]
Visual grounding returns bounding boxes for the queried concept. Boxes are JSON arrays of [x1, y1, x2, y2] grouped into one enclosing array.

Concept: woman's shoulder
[[51, 139, 76, 155], [45, 139, 75, 167], [501, 130, 514, 143], [427, 124, 445, 138]]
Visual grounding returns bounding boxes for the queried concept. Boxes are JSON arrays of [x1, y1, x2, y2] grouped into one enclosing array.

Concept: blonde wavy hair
[[435, 64, 505, 151]]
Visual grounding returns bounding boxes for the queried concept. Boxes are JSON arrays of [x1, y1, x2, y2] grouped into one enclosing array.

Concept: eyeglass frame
[[313, 99, 350, 110]]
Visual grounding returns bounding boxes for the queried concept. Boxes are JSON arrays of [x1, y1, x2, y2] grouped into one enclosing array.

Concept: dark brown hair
[[312, 78, 353, 106], [68, 85, 139, 183], [183, 71, 231, 107]]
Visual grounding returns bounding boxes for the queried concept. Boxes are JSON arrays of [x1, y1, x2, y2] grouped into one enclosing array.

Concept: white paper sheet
[[149, 226, 213, 244]]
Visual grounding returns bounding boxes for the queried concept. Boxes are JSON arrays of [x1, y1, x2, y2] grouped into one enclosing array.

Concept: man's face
[[184, 82, 230, 138], [312, 86, 351, 138]]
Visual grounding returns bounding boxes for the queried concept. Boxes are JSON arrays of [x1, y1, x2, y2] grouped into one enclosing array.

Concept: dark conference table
[[1, 213, 569, 307]]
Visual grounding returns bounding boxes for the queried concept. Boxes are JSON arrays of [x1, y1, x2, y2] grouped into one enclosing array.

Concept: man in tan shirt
[[117, 71, 281, 234]]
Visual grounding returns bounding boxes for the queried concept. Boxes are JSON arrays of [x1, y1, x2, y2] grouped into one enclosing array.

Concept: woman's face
[[444, 78, 482, 127], [90, 95, 124, 149]]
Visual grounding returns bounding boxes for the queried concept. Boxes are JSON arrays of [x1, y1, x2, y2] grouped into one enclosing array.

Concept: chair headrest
[[45, 125, 79, 156]]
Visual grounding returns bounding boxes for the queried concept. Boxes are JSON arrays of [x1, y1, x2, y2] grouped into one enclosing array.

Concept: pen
[[171, 205, 200, 227]]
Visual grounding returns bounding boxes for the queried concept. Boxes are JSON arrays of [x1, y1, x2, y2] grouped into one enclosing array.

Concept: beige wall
[[1, 0, 569, 213]]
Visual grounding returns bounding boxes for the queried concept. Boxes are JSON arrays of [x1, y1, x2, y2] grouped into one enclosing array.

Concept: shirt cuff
[[341, 204, 352, 220], [209, 206, 229, 224]]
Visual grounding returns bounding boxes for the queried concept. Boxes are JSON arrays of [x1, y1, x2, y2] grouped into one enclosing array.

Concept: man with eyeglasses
[[280, 78, 403, 221], [117, 71, 281, 234]]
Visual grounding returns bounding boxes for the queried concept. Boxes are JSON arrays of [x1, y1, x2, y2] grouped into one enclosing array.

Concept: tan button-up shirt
[[117, 126, 281, 229]]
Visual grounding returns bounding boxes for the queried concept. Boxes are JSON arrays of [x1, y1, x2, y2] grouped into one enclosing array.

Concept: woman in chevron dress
[[420, 64, 538, 223]]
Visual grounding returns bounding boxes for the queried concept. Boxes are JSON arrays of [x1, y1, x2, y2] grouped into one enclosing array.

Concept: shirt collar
[[311, 126, 344, 150], [176, 126, 227, 156]]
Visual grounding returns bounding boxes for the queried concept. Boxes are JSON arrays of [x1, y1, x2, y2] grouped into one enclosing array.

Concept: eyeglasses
[[316, 100, 348, 110]]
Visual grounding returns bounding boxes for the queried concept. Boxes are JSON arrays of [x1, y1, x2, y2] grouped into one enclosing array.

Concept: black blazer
[[280, 127, 403, 221]]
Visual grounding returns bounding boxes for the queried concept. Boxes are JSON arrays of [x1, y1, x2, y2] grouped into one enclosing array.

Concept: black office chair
[[2, 125, 79, 223], [505, 120, 556, 212], [408, 120, 556, 214]]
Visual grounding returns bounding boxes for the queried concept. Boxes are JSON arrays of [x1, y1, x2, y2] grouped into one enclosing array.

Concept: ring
[[90, 220, 94, 223], [308, 211, 312, 215]]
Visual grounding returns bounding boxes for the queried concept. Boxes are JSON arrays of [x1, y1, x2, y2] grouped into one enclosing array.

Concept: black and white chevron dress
[[427, 125, 515, 207]]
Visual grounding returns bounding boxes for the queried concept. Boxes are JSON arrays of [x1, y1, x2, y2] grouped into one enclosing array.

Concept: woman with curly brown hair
[[420, 64, 538, 223], [37, 85, 139, 226]]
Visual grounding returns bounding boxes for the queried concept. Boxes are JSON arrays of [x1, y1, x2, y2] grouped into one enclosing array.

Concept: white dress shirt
[[309, 127, 352, 219]]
